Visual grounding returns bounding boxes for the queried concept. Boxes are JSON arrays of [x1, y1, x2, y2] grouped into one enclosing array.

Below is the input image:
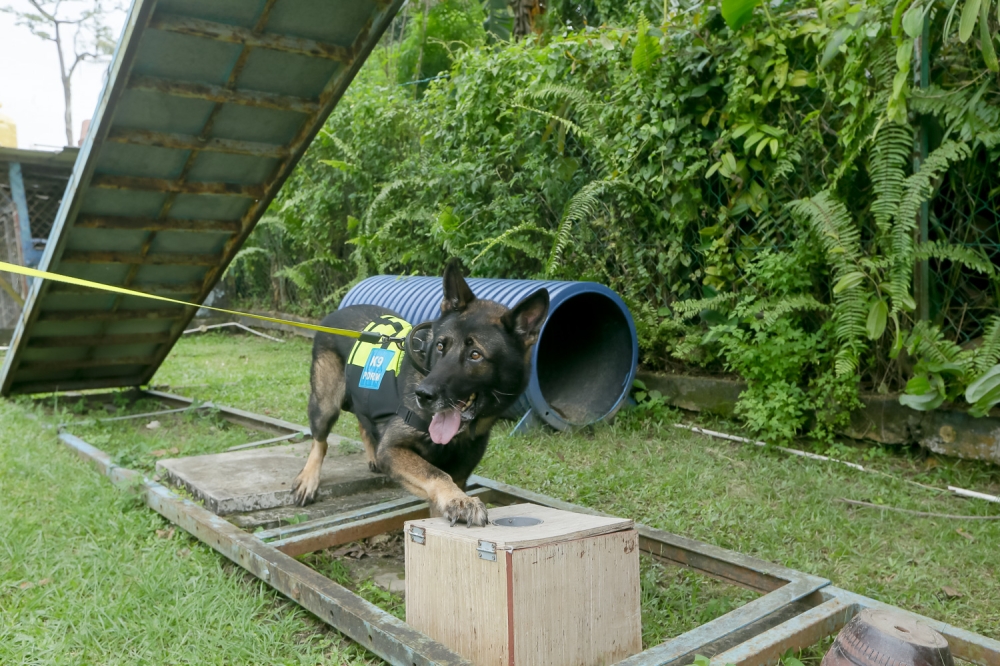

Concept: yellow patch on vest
[[346, 315, 412, 375]]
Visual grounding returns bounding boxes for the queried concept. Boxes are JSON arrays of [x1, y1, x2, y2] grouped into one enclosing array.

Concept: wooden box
[[404, 503, 641, 666]]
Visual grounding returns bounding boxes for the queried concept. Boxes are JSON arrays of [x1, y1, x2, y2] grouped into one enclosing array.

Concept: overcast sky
[[0, 1, 127, 150]]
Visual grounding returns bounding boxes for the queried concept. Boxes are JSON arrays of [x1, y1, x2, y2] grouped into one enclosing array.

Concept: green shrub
[[397, 0, 487, 86], [229, 0, 1000, 441]]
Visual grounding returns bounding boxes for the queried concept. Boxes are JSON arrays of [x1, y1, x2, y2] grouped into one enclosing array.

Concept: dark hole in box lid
[[492, 516, 543, 527]]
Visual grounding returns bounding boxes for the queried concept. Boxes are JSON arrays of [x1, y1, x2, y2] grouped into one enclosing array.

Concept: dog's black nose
[[415, 386, 436, 403]]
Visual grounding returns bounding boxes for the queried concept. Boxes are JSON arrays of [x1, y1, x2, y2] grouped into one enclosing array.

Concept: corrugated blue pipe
[[340, 275, 638, 430]]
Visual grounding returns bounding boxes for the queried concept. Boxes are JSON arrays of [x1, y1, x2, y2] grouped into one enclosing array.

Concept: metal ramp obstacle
[[0, 0, 403, 395]]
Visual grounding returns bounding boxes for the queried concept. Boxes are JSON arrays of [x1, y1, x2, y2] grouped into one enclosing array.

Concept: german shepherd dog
[[292, 261, 549, 527]]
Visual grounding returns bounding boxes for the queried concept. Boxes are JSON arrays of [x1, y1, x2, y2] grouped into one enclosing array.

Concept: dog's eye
[[469, 350, 482, 361], [436, 341, 445, 352]]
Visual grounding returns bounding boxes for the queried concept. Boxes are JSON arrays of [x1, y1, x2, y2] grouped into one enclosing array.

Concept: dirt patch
[[300, 531, 408, 606]]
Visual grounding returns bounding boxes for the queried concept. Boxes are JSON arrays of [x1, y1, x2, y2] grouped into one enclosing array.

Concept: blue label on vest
[[358, 348, 395, 390]]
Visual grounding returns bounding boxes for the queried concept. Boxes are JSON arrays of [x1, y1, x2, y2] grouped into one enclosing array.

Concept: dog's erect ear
[[440, 258, 476, 314], [502, 288, 549, 347]]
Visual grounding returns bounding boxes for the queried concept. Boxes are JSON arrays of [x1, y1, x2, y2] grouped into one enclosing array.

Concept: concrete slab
[[373, 571, 406, 595], [228, 486, 412, 531], [156, 442, 393, 515], [638, 370, 1000, 464]]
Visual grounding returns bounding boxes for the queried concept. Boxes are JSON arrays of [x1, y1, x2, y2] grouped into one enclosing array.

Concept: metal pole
[[7, 162, 40, 268], [913, 16, 931, 321]]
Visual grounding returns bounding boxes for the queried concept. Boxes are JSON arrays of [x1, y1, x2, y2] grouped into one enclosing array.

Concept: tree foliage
[[396, 0, 487, 87], [229, 0, 1000, 440], [1, 0, 122, 145]]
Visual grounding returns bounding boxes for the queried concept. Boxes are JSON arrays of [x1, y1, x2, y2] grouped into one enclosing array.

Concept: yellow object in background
[[0, 103, 17, 148]]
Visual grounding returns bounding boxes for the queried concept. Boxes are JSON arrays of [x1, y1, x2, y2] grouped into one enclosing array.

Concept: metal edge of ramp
[[0, 0, 403, 395]]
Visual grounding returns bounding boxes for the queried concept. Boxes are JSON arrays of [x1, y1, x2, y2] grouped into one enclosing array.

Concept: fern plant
[[467, 222, 551, 266], [910, 82, 1000, 148], [496, 79, 638, 276], [888, 141, 972, 312], [547, 179, 626, 274], [869, 123, 912, 233], [788, 192, 870, 377], [791, 126, 997, 416], [671, 242, 854, 443]]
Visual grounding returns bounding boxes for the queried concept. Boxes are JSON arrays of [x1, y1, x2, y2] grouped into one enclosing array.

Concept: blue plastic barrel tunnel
[[339, 276, 639, 430]]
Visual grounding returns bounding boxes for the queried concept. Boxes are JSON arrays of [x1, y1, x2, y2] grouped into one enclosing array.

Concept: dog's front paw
[[291, 469, 320, 506], [441, 494, 488, 528]]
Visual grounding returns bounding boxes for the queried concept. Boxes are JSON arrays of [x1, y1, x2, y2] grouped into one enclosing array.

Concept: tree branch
[[68, 50, 101, 77], [10, 0, 119, 145], [26, 0, 57, 22]]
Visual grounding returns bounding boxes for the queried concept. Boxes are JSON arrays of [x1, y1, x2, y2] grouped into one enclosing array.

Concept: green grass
[[0, 408, 375, 664], [2, 331, 999, 664], [639, 560, 758, 648], [0, 335, 377, 665], [478, 418, 1000, 639], [66, 402, 267, 475], [147, 332, 363, 441]]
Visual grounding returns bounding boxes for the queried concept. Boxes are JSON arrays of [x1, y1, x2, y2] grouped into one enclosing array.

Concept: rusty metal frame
[[55, 390, 1000, 666]]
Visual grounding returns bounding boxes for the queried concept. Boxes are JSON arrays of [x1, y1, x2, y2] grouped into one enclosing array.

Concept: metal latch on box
[[477, 540, 497, 562], [407, 526, 425, 544]]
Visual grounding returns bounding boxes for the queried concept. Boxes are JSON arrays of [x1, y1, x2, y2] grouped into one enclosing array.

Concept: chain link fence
[[0, 181, 26, 330], [0, 168, 68, 330], [22, 175, 67, 240], [927, 151, 1000, 344]]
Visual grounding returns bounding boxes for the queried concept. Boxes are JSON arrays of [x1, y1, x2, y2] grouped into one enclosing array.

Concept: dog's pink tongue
[[429, 408, 462, 444]]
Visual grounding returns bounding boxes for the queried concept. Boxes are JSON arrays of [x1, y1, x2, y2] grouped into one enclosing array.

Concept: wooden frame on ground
[[56, 389, 1000, 666]]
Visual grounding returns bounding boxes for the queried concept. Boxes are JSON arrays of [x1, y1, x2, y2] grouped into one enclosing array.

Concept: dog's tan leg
[[294, 349, 345, 506], [377, 445, 487, 527], [428, 475, 472, 519], [292, 438, 327, 506], [358, 423, 379, 473]]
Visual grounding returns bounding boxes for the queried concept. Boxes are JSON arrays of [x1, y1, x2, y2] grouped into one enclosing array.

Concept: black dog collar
[[396, 405, 430, 432]]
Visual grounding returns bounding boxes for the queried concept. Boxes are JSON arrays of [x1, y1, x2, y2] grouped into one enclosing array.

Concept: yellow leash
[[0, 260, 394, 345]]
